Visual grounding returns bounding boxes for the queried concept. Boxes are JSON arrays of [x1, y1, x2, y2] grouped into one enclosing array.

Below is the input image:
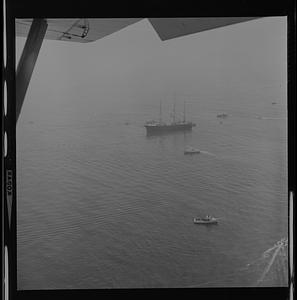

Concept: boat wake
[[256, 116, 286, 120], [198, 150, 217, 157], [187, 238, 288, 287], [183, 148, 217, 157]]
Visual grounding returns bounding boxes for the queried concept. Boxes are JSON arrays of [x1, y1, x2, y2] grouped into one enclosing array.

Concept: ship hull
[[145, 123, 195, 135]]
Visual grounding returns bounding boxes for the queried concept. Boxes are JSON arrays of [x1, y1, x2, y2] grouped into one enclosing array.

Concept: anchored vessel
[[145, 100, 195, 135], [193, 216, 218, 224], [217, 113, 228, 119], [184, 146, 200, 154]]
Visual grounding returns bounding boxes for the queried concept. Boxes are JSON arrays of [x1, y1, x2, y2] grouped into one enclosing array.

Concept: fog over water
[[16, 17, 287, 289]]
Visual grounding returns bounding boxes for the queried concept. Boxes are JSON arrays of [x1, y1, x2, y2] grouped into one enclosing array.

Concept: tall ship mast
[[183, 100, 186, 123], [145, 98, 196, 135], [159, 99, 162, 124]]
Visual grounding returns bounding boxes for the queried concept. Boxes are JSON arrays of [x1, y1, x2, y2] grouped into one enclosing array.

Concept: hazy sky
[[16, 17, 286, 123]]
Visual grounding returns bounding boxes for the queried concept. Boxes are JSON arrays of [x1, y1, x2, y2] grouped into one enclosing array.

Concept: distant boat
[[217, 113, 228, 119], [194, 216, 218, 224], [145, 99, 196, 135], [184, 146, 200, 154]]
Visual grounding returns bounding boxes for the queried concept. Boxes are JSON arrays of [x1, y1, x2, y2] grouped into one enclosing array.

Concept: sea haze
[[16, 17, 287, 289]]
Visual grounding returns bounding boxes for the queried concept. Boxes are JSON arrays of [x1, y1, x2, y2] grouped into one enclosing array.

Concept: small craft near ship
[[193, 215, 218, 224], [184, 146, 200, 154], [217, 113, 228, 119], [145, 99, 195, 135]]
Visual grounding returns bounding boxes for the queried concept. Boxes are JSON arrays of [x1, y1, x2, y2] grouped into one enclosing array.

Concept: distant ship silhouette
[[145, 100, 195, 135]]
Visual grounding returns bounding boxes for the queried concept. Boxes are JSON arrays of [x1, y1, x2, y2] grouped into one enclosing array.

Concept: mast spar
[[183, 100, 186, 123], [173, 92, 176, 124], [159, 100, 162, 124]]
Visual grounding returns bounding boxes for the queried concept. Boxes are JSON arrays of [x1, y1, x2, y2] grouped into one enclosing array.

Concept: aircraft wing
[[148, 17, 261, 40], [15, 18, 144, 42], [15, 17, 261, 43]]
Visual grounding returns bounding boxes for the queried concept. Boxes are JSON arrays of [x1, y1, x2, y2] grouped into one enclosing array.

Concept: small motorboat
[[193, 216, 218, 224], [184, 147, 200, 154], [217, 113, 228, 119]]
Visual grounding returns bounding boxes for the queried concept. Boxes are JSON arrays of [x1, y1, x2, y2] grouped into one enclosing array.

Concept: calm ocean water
[[17, 93, 288, 289]]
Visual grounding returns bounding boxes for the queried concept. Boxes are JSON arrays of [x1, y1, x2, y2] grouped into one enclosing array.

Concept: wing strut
[[16, 18, 48, 123]]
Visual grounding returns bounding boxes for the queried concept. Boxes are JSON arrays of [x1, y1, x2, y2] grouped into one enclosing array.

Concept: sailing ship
[[145, 100, 196, 135]]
